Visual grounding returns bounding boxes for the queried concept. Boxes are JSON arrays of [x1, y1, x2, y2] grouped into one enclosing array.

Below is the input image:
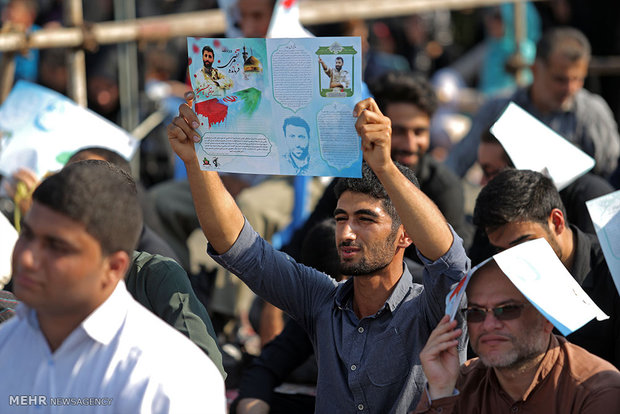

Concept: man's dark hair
[[535, 27, 591, 63], [202, 45, 214, 56], [334, 162, 420, 229], [282, 116, 310, 138], [473, 169, 566, 232], [370, 71, 438, 117], [32, 160, 142, 256], [68, 147, 131, 175], [335, 56, 344, 62], [480, 130, 514, 167]]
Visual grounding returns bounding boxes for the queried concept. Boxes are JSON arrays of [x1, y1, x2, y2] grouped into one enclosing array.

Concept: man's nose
[[14, 241, 40, 271], [480, 311, 504, 330], [338, 221, 357, 241]]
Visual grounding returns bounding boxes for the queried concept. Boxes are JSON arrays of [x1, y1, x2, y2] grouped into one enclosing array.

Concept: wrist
[[428, 384, 457, 400]]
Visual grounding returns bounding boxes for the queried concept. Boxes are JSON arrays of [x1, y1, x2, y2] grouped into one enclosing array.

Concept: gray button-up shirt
[[209, 220, 469, 413]]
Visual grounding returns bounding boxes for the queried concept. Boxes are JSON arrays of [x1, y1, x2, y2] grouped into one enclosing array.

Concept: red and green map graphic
[[194, 87, 261, 128]]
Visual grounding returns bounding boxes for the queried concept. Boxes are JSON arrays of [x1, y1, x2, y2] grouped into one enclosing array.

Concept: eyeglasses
[[463, 303, 528, 323]]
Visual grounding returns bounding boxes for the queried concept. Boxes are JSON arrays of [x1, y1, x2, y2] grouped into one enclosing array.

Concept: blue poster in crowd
[[187, 36, 363, 177]]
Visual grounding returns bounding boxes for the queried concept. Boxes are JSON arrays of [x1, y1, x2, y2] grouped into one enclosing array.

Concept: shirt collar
[[79, 280, 131, 346], [334, 262, 413, 314], [15, 281, 130, 346], [521, 335, 562, 400], [287, 152, 310, 174]]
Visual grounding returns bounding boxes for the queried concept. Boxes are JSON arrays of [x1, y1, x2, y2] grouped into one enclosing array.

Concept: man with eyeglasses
[[472, 169, 619, 368], [415, 259, 620, 413]]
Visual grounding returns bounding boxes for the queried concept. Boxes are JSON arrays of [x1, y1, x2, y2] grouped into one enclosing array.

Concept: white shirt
[[0, 281, 226, 413]]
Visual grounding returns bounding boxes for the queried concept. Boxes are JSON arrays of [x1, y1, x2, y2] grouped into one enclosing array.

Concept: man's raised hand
[[419, 315, 462, 400], [167, 91, 201, 165], [353, 98, 393, 173]]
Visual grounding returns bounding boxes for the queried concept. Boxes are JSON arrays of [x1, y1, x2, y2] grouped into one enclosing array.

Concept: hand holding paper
[[419, 315, 461, 400], [168, 94, 201, 165], [354, 98, 393, 173]]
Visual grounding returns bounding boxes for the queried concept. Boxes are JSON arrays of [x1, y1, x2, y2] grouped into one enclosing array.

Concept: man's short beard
[[476, 318, 549, 370], [291, 145, 309, 161], [339, 256, 392, 277], [338, 226, 398, 277]]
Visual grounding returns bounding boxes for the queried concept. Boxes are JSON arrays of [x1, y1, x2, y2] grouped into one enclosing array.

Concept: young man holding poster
[[168, 95, 469, 412]]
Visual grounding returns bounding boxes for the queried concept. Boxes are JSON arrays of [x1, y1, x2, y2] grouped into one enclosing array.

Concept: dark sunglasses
[[463, 303, 528, 323]]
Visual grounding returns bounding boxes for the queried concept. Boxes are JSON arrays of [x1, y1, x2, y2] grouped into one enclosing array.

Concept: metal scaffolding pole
[[513, 0, 527, 86], [0, 0, 540, 53], [64, 0, 87, 107], [115, 0, 139, 132], [0, 52, 16, 103]]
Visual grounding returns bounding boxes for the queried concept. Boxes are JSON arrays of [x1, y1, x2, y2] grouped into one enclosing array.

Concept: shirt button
[[351, 364, 357, 371], [511, 407, 518, 412], [357, 404, 364, 410], [358, 327, 364, 333]]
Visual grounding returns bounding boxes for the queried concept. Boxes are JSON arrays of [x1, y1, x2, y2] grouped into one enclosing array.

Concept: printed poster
[[187, 36, 363, 177]]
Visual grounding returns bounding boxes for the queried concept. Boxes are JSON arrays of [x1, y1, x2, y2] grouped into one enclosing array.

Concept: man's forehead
[[25, 202, 88, 240], [239, 0, 273, 14], [486, 221, 546, 246], [286, 124, 307, 135], [336, 191, 385, 212]]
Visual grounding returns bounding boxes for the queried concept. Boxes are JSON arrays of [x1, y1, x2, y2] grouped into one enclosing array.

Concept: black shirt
[[565, 225, 620, 369]]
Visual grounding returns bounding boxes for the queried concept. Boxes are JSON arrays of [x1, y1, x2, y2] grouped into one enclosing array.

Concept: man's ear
[[102, 251, 131, 288], [548, 208, 566, 235], [397, 226, 413, 249]]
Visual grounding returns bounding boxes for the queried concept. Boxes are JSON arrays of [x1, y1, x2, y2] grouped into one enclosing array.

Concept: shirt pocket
[[365, 328, 409, 386]]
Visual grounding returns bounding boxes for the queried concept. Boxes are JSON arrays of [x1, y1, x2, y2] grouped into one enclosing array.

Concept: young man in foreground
[[168, 95, 469, 412]]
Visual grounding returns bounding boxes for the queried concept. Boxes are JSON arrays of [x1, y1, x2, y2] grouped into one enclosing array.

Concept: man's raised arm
[[167, 93, 245, 254], [354, 98, 454, 261]]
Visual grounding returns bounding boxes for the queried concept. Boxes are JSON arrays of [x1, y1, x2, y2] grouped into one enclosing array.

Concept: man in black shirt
[[473, 169, 620, 368]]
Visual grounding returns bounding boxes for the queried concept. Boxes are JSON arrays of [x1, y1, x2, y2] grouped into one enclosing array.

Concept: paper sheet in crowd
[[0, 81, 138, 179], [586, 190, 620, 297], [445, 238, 608, 336], [187, 36, 363, 177], [0, 214, 17, 289], [490, 102, 595, 190]]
